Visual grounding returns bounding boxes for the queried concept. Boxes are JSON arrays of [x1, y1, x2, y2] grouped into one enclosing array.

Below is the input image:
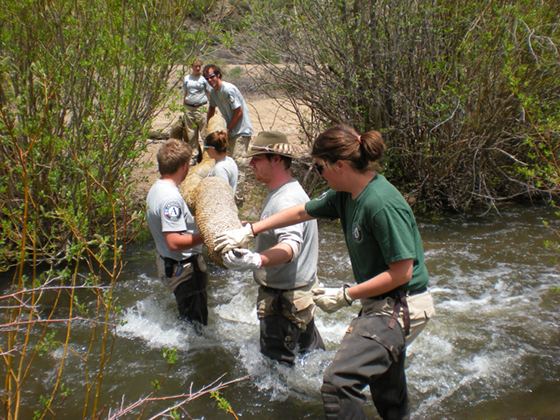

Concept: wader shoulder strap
[[388, 289, 410, 336]]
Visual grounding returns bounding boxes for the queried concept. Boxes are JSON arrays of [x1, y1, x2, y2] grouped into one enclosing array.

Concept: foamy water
[[7, 205, 552, 419]]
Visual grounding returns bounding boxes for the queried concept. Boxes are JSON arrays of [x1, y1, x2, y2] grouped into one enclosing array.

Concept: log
[[194, 176, 242, 267], [179, 114, 240, 268]]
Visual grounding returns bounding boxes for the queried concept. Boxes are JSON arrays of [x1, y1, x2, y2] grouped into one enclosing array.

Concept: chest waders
[[163, 255, 208, 327], [258, 286, 325, 366], [320, 287, 426, 420]]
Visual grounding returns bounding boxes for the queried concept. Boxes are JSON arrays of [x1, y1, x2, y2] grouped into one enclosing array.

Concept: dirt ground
[[131, 80, 309, 218]]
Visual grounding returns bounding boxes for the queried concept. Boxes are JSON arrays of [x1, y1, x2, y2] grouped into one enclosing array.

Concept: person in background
[[146, 139, 208, 327], [203, 64, 253, 204], [216, 131, 325, 366], [182, 59, 211, 162], [214, 125, 435, 419], [204, 130, 239, 196]]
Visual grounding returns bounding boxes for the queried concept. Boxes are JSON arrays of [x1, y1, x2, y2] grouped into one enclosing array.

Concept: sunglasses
[[204, 74, 217, 81], [203, 145, 215, 150], [314, 162, 325, 175]]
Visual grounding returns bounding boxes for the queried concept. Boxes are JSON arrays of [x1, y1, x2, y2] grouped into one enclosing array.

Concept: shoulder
[[364, 175, 412, 216], [275, 179, 309, 205]]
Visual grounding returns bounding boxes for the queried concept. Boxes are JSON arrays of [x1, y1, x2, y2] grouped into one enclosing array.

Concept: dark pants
[[321, 315, 409, 420], [173, 268, 208, 326], [260, 315, 325, 366]]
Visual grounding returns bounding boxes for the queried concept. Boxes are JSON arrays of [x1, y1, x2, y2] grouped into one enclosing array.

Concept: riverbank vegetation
[[1, 0, 559, 418], [240, 0, 560, 213], [0, 0, 242, 418]]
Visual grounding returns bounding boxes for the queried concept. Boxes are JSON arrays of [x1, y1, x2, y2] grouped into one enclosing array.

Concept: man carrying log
[[146, 139, 208, 327], [216, 131, 325, 365], [203, 64, 253, 205]]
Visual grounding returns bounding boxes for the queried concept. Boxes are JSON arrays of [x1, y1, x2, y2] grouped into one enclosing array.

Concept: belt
[[260, 286, 298, 315], [373, 286, 427, 300], [161, 254, 201, 277], [185, 102, 207, 108]]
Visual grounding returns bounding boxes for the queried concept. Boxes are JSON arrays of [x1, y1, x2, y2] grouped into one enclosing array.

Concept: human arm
[[223, 241, 294, 271], [344, 258, 413, 301], [214, 203, 313, 252], [313, 259, 413, 313], [252, 203, 313, 235], [207, 105, 216, 121], [227, 107, 243, 135], [164, 232, 204, 252]]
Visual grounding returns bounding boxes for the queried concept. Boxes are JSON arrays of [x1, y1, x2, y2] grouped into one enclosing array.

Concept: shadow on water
[[2, 204, 560, 419]]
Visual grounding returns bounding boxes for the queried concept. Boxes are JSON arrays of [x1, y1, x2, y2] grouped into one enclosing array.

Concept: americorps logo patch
[[316, 190, 330, 201], [351, 221, 363, 243], [164, 205, 182, 221]]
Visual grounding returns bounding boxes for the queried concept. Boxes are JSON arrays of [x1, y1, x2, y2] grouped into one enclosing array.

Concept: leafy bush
[[0, 0, 223, 418], [244, 0, 560, 212]]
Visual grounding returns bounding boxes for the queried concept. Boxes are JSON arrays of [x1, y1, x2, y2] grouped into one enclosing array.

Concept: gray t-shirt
[[208, 156, 238, 196], [208, 81, 253, 137], [146, 179, 202, 261], [254, 178, 318, 289], [182, 74, 210, 106]]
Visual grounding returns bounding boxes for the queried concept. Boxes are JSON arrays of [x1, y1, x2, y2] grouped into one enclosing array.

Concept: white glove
[[223, 249, 262, 271], [214, 224, 255, 253], [312, 286, 352, 313]]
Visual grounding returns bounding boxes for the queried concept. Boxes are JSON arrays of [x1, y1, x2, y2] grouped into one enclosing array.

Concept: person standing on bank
[[203, 64, 253, 204], [205, 130, 239, 196], [182, 59, 211, 163], [146, 139, 208, 326], [215, 125, 435, 419], [216, 131, 325, 366]]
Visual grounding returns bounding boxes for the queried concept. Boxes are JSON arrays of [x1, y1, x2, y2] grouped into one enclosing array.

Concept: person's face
[[314, 158, 340, 190], [204, 68, 220, 89], [192, 63, 202, 76], [204, 145, 218, 160], [249, 154, 275, 185]]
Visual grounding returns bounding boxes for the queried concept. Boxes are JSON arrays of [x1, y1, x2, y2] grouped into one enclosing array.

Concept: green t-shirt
[[305, 174, 429, 290]]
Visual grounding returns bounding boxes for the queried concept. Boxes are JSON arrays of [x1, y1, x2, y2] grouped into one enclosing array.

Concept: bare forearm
[[345, 259, 413, 300], [252, 203, 313, 235], [164, 232, 204, 252], [260, 242, 293, 267], [227, 108, 242, 134]]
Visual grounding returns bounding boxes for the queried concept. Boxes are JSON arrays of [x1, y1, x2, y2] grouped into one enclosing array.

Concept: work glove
[[223, 248, 262, 271], [312, 286, 353, 313], [214, 224, 255, 253]]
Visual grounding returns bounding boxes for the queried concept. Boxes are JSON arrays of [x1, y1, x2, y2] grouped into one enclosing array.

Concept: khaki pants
[[183, 104, 207, 145], [227, 134, 251, 200]]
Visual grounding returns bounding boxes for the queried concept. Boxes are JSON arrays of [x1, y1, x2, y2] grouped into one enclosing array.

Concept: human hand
[[214, 224, 255, 253], [312, 286, 352, 313], [223, 249, 262, 271]]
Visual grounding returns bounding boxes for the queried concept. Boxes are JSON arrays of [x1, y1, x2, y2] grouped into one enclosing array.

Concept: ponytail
[[312, 125, 385, 173]]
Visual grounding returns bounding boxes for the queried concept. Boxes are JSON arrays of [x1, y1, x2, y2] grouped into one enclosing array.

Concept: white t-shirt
[[208, 156, 238, 195], [182, 74, 211, 106], [146, 179, 202, 261], [208, 81, 253, 137], [254, 178, 318, 289]]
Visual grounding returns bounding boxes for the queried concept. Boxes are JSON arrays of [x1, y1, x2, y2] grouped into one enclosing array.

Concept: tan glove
[[214, 224, 255, 253], [312, 286, 353, 313]]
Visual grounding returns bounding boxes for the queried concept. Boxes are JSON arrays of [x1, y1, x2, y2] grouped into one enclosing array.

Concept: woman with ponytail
[[205, 130, 239, 195], [215, 124, 435, 420]]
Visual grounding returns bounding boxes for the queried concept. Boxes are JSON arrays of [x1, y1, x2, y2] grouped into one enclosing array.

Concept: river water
[[3, 204, 560, 419]]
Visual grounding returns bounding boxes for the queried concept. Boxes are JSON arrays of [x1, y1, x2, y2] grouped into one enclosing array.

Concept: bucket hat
[[244, 131, 303, 159]]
